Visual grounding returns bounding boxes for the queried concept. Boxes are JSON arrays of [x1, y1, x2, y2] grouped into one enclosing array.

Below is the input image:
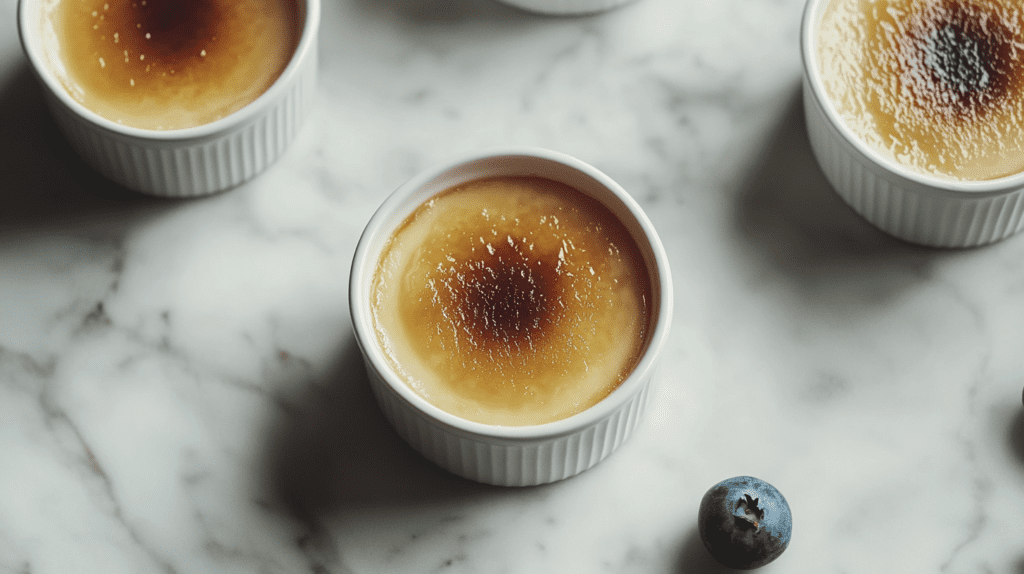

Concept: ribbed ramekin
[[18, 0, 319, 198], [494, 0, 638, 15], [349, 148, 673, 486], [801, 0, 1024, 248]]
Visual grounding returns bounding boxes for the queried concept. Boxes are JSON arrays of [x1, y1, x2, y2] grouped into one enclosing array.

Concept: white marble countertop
[[2, 0, 1024, 572]]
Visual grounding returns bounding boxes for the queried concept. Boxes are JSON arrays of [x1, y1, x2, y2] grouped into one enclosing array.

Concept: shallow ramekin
[[349, 148, 673, 487], [801, 0, 1024, 248], [18, 0, 319, 198], [494, 0, 638, 15]]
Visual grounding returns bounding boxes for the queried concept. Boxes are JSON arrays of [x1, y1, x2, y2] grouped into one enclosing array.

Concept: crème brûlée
[[371, 176, 653, 427], [817, 0, 1024, 180], [50, 0, 300, 130]]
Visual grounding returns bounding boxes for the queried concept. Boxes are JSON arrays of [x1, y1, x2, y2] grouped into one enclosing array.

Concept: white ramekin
[[349, 148, 673, 487], [18, 0, 319, 198], [494, 0, 638, 15], [801, 0, 1024, 248]]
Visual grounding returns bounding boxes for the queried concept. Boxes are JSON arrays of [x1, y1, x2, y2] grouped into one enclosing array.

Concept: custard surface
[[53, 0, 300, 130], [371, 177, 652, 426], [817, 0, 1024, 180]]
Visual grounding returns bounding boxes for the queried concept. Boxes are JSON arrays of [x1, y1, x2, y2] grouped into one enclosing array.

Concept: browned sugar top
[[818, 0, 1024, 180], [371, 176, 653, 426], [440, 231, 562, 351], [55, 0, 300, 130], [880, 0, 1022, 121]]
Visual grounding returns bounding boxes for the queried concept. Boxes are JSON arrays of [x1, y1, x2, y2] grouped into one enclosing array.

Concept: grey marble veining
[[2, 0, 1024, 572]]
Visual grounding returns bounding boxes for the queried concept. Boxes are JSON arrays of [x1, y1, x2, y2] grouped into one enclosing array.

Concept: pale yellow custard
[[817, 0, 1024, 180], [371, 176, 653, 426], [52, 0, 300, 130]]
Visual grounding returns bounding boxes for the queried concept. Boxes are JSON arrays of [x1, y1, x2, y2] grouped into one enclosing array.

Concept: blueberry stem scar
[[734, 494, 764, 530]]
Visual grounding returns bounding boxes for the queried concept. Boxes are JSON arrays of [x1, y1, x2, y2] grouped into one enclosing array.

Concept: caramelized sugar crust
[[896, 1, 1016, 118], [818, 0, 1024, 180], [372, 177, 653, 426], [55, 0, 300, 130]]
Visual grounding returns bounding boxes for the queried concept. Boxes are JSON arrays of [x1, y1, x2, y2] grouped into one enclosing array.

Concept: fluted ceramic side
[[41, 46, 317, 198], [803, 80, 1024, 248], [365, 358, 658, 487], [494, 0, 637, 15]]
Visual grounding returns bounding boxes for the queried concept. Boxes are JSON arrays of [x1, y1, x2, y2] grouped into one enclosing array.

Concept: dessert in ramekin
[[349, 148, 673, 486], [19, 0, 319, 197], [802, 0, 1024, 247]]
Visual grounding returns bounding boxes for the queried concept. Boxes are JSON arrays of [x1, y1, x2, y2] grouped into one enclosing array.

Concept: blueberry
[[697, 476, 792, 570]]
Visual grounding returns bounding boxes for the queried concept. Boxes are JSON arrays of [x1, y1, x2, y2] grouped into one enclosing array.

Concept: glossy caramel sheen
[[817, 0, 1024, 180], [371, 177, 653, 426], [53, 0, 300, 130]]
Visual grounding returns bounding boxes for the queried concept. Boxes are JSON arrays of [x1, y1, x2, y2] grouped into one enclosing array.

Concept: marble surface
[[2, 0, 1024, 572]]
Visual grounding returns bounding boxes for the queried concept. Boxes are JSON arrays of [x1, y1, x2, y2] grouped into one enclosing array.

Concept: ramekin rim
[[495, 0, 637, 15], [348, 146, 674, 441], [799, 0, 1024, 196], [17, 0, 321, 142]]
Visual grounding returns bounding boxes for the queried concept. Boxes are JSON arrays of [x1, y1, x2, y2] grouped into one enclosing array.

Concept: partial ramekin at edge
[[494, 0, 638, 15], [349, 148, 674, 487], [17, 0, 320, 198], [801, 0, 1024, 248]]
